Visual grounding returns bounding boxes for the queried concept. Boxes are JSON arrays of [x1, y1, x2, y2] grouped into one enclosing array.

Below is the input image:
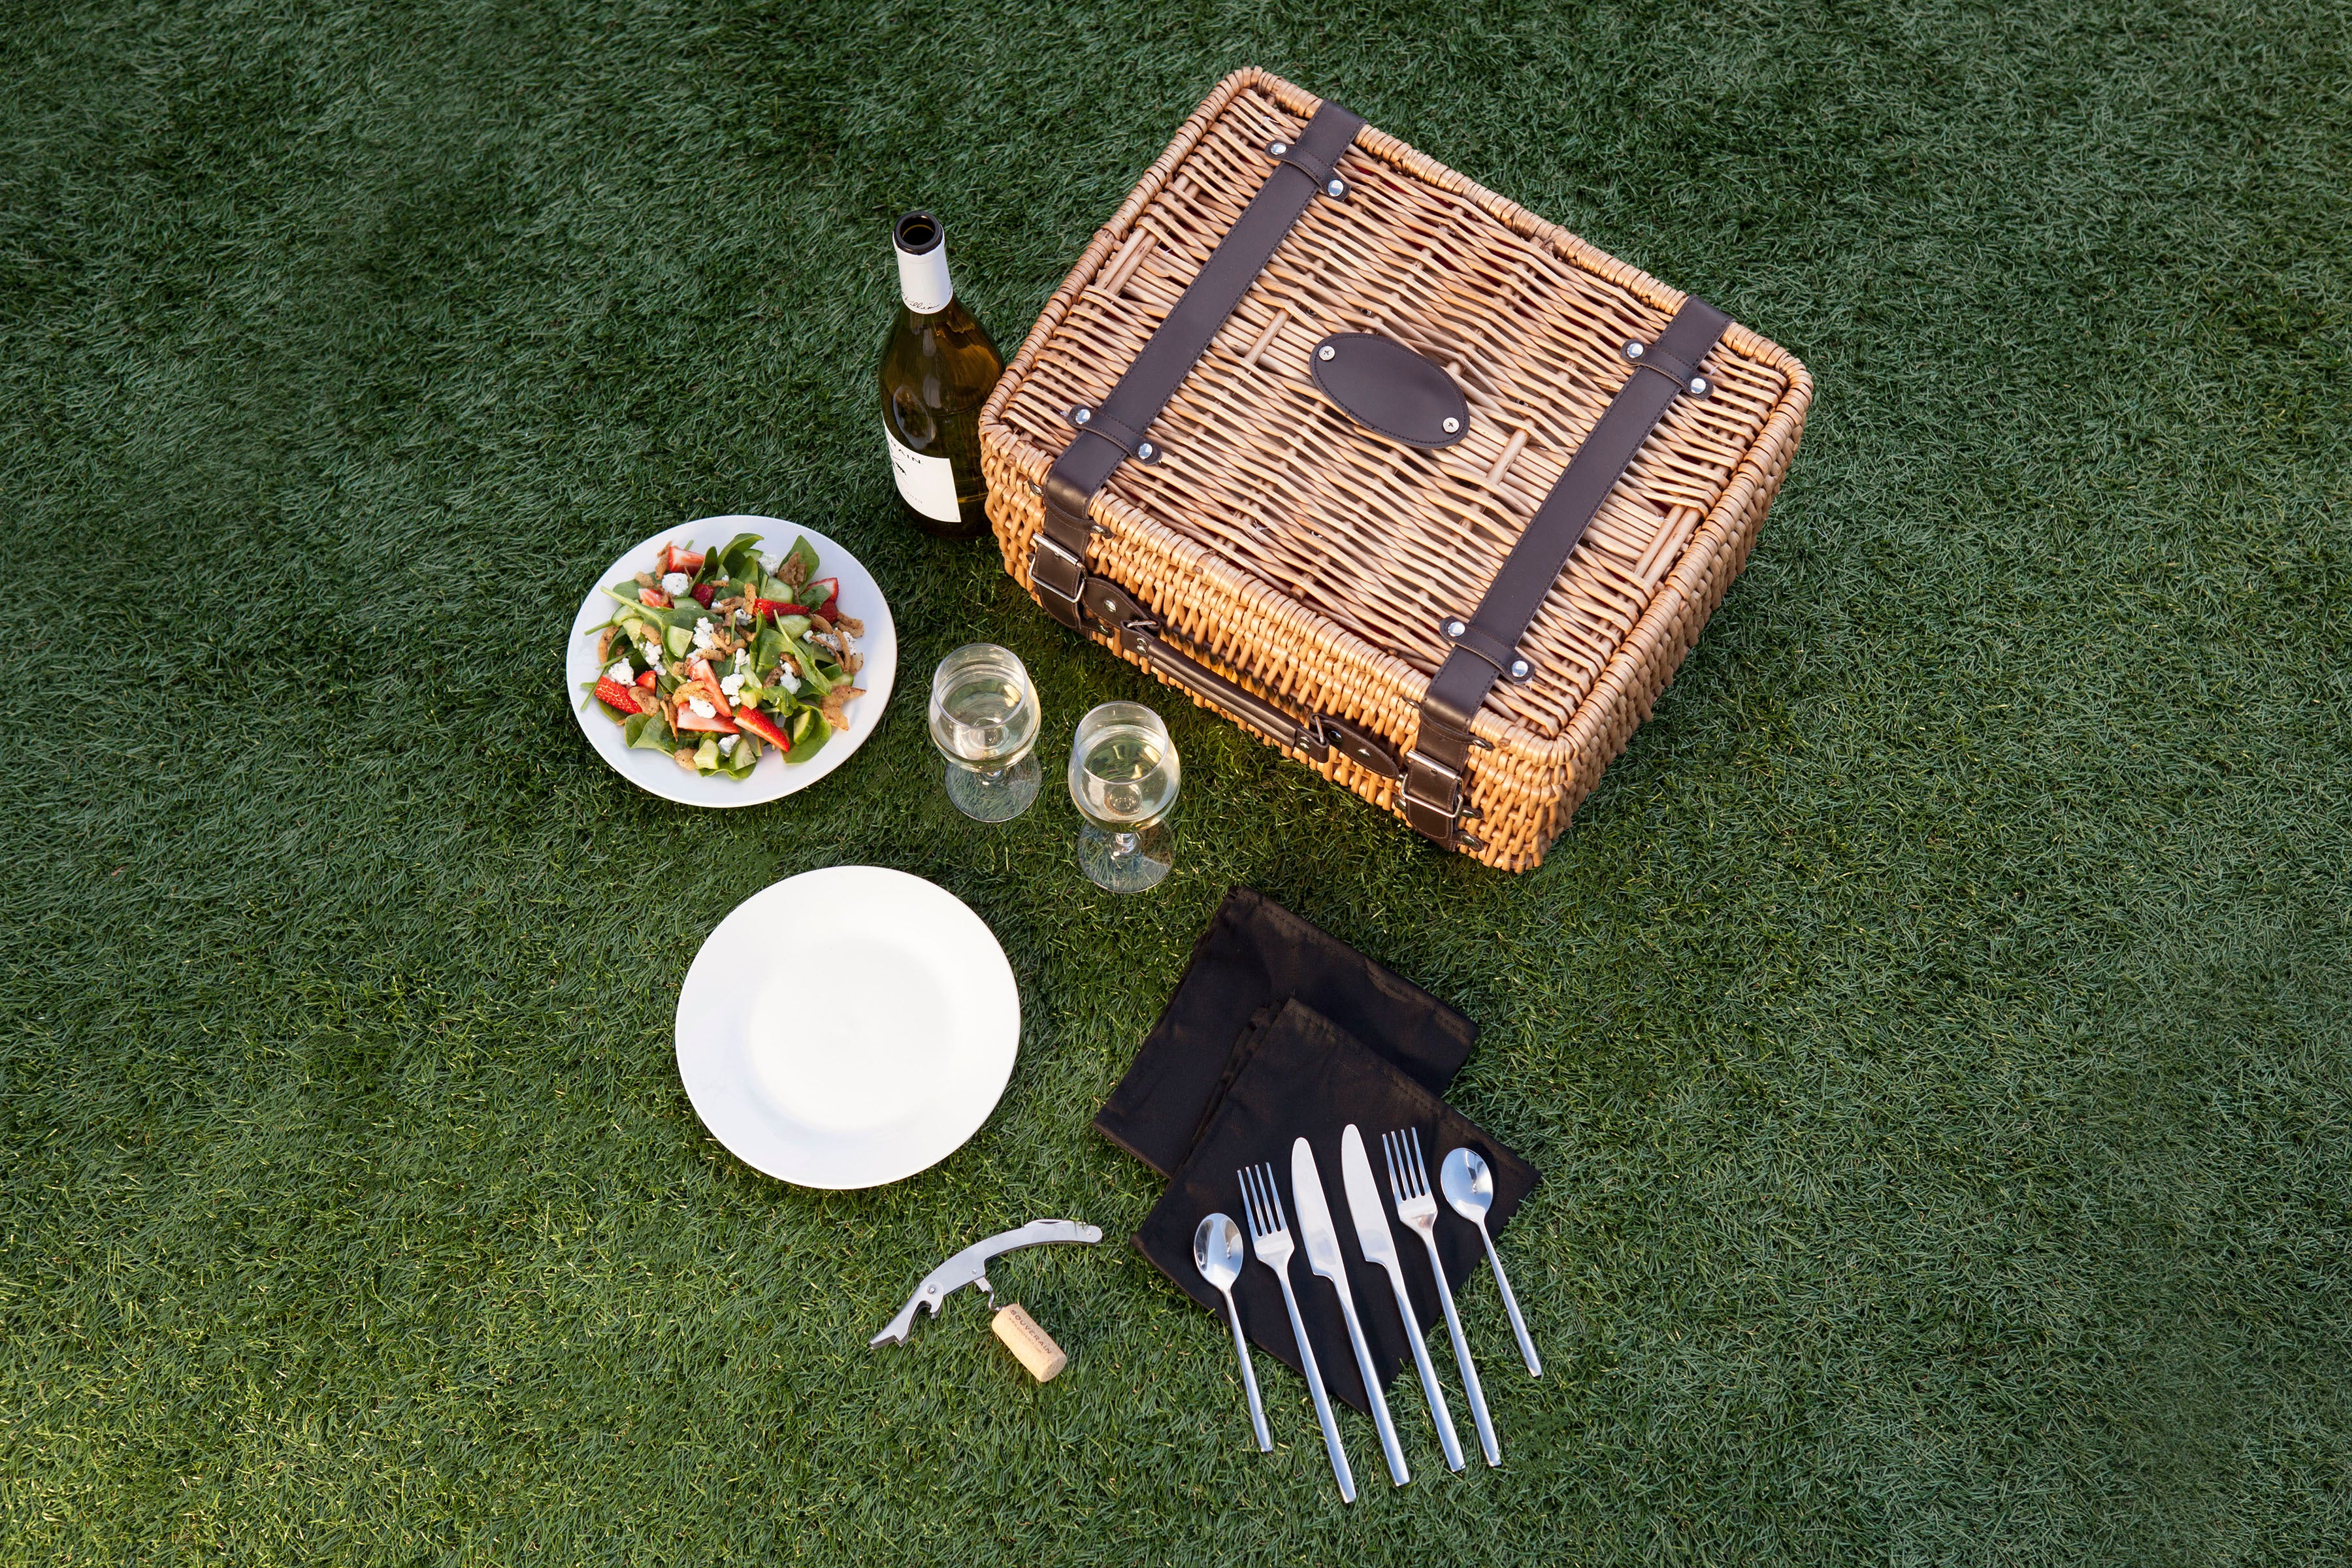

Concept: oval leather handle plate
[[1307, 334, 1469, 449]]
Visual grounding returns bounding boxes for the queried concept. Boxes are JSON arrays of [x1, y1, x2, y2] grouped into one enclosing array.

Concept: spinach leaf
[[781, 630, 834, 696], [785, 721, 831, 765], [601, 585, 700, 629], [623, 711, 675, 753], [715, 532, 764, 583]]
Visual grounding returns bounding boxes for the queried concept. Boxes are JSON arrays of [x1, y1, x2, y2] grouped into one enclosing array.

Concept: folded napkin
[[1094, 886, 1480, 1177], [1132, 998, 1539, 1415]]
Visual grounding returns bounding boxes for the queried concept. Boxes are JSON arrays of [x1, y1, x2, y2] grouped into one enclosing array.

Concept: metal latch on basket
[[1071, 576, 1400, 781], [1399, 728, 1487, 850], [1030, 525, 1090, 627]]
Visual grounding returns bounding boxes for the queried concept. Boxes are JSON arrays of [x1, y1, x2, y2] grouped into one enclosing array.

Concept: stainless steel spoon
[[1194, 1212, 1272, 1450], [1440, 1148, 1542, 1376]]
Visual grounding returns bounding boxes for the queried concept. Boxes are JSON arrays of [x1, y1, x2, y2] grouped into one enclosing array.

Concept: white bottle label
[[897, 245, 953, 314], [885, 423, 962, 522]]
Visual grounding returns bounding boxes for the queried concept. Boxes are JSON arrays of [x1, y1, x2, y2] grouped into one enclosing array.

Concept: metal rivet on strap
[[1326, 178, 1347, 199], [1317, 344, 1335, 361], [1509, 659, 1531, 680], [1443, 617, 1467, 638], [1442, 416, 1460, 434], [1267, 140, 1289, 155], [1688, 375, 1711, 397], [1071, 406, 1091, 425], [1137, 440, 1159, 462], [1623, 340, 1645, 360]]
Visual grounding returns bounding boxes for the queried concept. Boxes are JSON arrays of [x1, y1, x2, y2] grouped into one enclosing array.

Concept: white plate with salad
[[675, 866, 1021, 1189], [566, 516, 898, 807]]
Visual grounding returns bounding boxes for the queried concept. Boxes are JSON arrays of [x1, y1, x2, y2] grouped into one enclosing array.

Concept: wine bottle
[[878, 211, 1005, 540]]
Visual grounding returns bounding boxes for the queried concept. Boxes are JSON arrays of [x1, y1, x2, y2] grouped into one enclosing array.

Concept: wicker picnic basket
[[978, 68, 1812, 870]]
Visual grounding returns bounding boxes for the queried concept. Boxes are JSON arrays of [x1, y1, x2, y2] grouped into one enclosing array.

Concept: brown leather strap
[[1030, 99, 1365, 628], [1400, 295, 1731, 847], [1072, 572, 1403, 781]]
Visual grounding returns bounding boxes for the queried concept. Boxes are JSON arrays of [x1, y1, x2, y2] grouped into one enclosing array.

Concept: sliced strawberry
[[752, 598, 796, 621], [638, 587, 672, 609], [634, 669, 657, 689], [661, 543, 706, 575], [674, 704, 738, 734], [736, 708, 791, 752], [806, 576, 839, 615], [691, 581, 717, 608], [593, 678, 644, 716], [685, 657, 733, 717]]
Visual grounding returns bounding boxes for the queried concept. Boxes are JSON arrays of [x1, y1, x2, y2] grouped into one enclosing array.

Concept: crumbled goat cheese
[[605, 660, 633, 683], [687, 697, 717, 719], [731, 649, 749, 672], [773, 668, 801, 693], [718, 735, 738, 756], [719, 674, 743, 698], [661, 571, 691, 595]]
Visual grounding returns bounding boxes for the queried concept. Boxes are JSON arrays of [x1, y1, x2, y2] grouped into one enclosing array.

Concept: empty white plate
[[674, 866, 1020, 1188]]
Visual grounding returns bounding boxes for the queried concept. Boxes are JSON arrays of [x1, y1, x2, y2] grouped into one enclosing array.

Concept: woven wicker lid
[[985, 69, 1808, 742]]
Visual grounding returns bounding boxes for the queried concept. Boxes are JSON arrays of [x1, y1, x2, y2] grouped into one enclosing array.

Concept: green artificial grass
[[3, 0, 2348, 1561]]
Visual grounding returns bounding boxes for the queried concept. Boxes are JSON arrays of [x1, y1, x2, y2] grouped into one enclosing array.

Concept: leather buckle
[[1029, 534, 1088, 630], [1400, 738, 1489, 849], [1399, 747, 1464, 840]]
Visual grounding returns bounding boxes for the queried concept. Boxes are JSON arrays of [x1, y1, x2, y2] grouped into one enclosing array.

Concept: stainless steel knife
[[1341, 1124, 1464, 1472], [1292, 1136, 1409, 1486], [869, 1219, 1102, 1348]]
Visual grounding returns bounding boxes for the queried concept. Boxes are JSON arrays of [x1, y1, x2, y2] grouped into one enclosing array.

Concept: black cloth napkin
[[1094, 887, 1480, 1177], [1132, 998, 1539, 1416]]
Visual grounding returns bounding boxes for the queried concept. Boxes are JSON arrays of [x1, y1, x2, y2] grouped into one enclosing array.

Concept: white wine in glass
[[928, 644, 1041, 822], [1068, 702, 1179, 892]]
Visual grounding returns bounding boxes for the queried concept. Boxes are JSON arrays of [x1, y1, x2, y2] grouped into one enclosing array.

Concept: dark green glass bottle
[[877, 212, 1005, 540]]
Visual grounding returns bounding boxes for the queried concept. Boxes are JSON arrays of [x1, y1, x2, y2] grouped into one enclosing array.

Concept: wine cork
[[990, 1303, 1068, 1382]]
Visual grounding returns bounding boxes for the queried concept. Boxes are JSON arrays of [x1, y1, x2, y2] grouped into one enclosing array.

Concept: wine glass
[[928, 644, 1041, 821], [1068, 701, 1180, 892]]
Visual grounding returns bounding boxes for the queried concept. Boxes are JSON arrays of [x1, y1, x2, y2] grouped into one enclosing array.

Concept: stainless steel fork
[[1240, 1162, 1355, 1503], [1384, 1128, 1500, 1466]]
